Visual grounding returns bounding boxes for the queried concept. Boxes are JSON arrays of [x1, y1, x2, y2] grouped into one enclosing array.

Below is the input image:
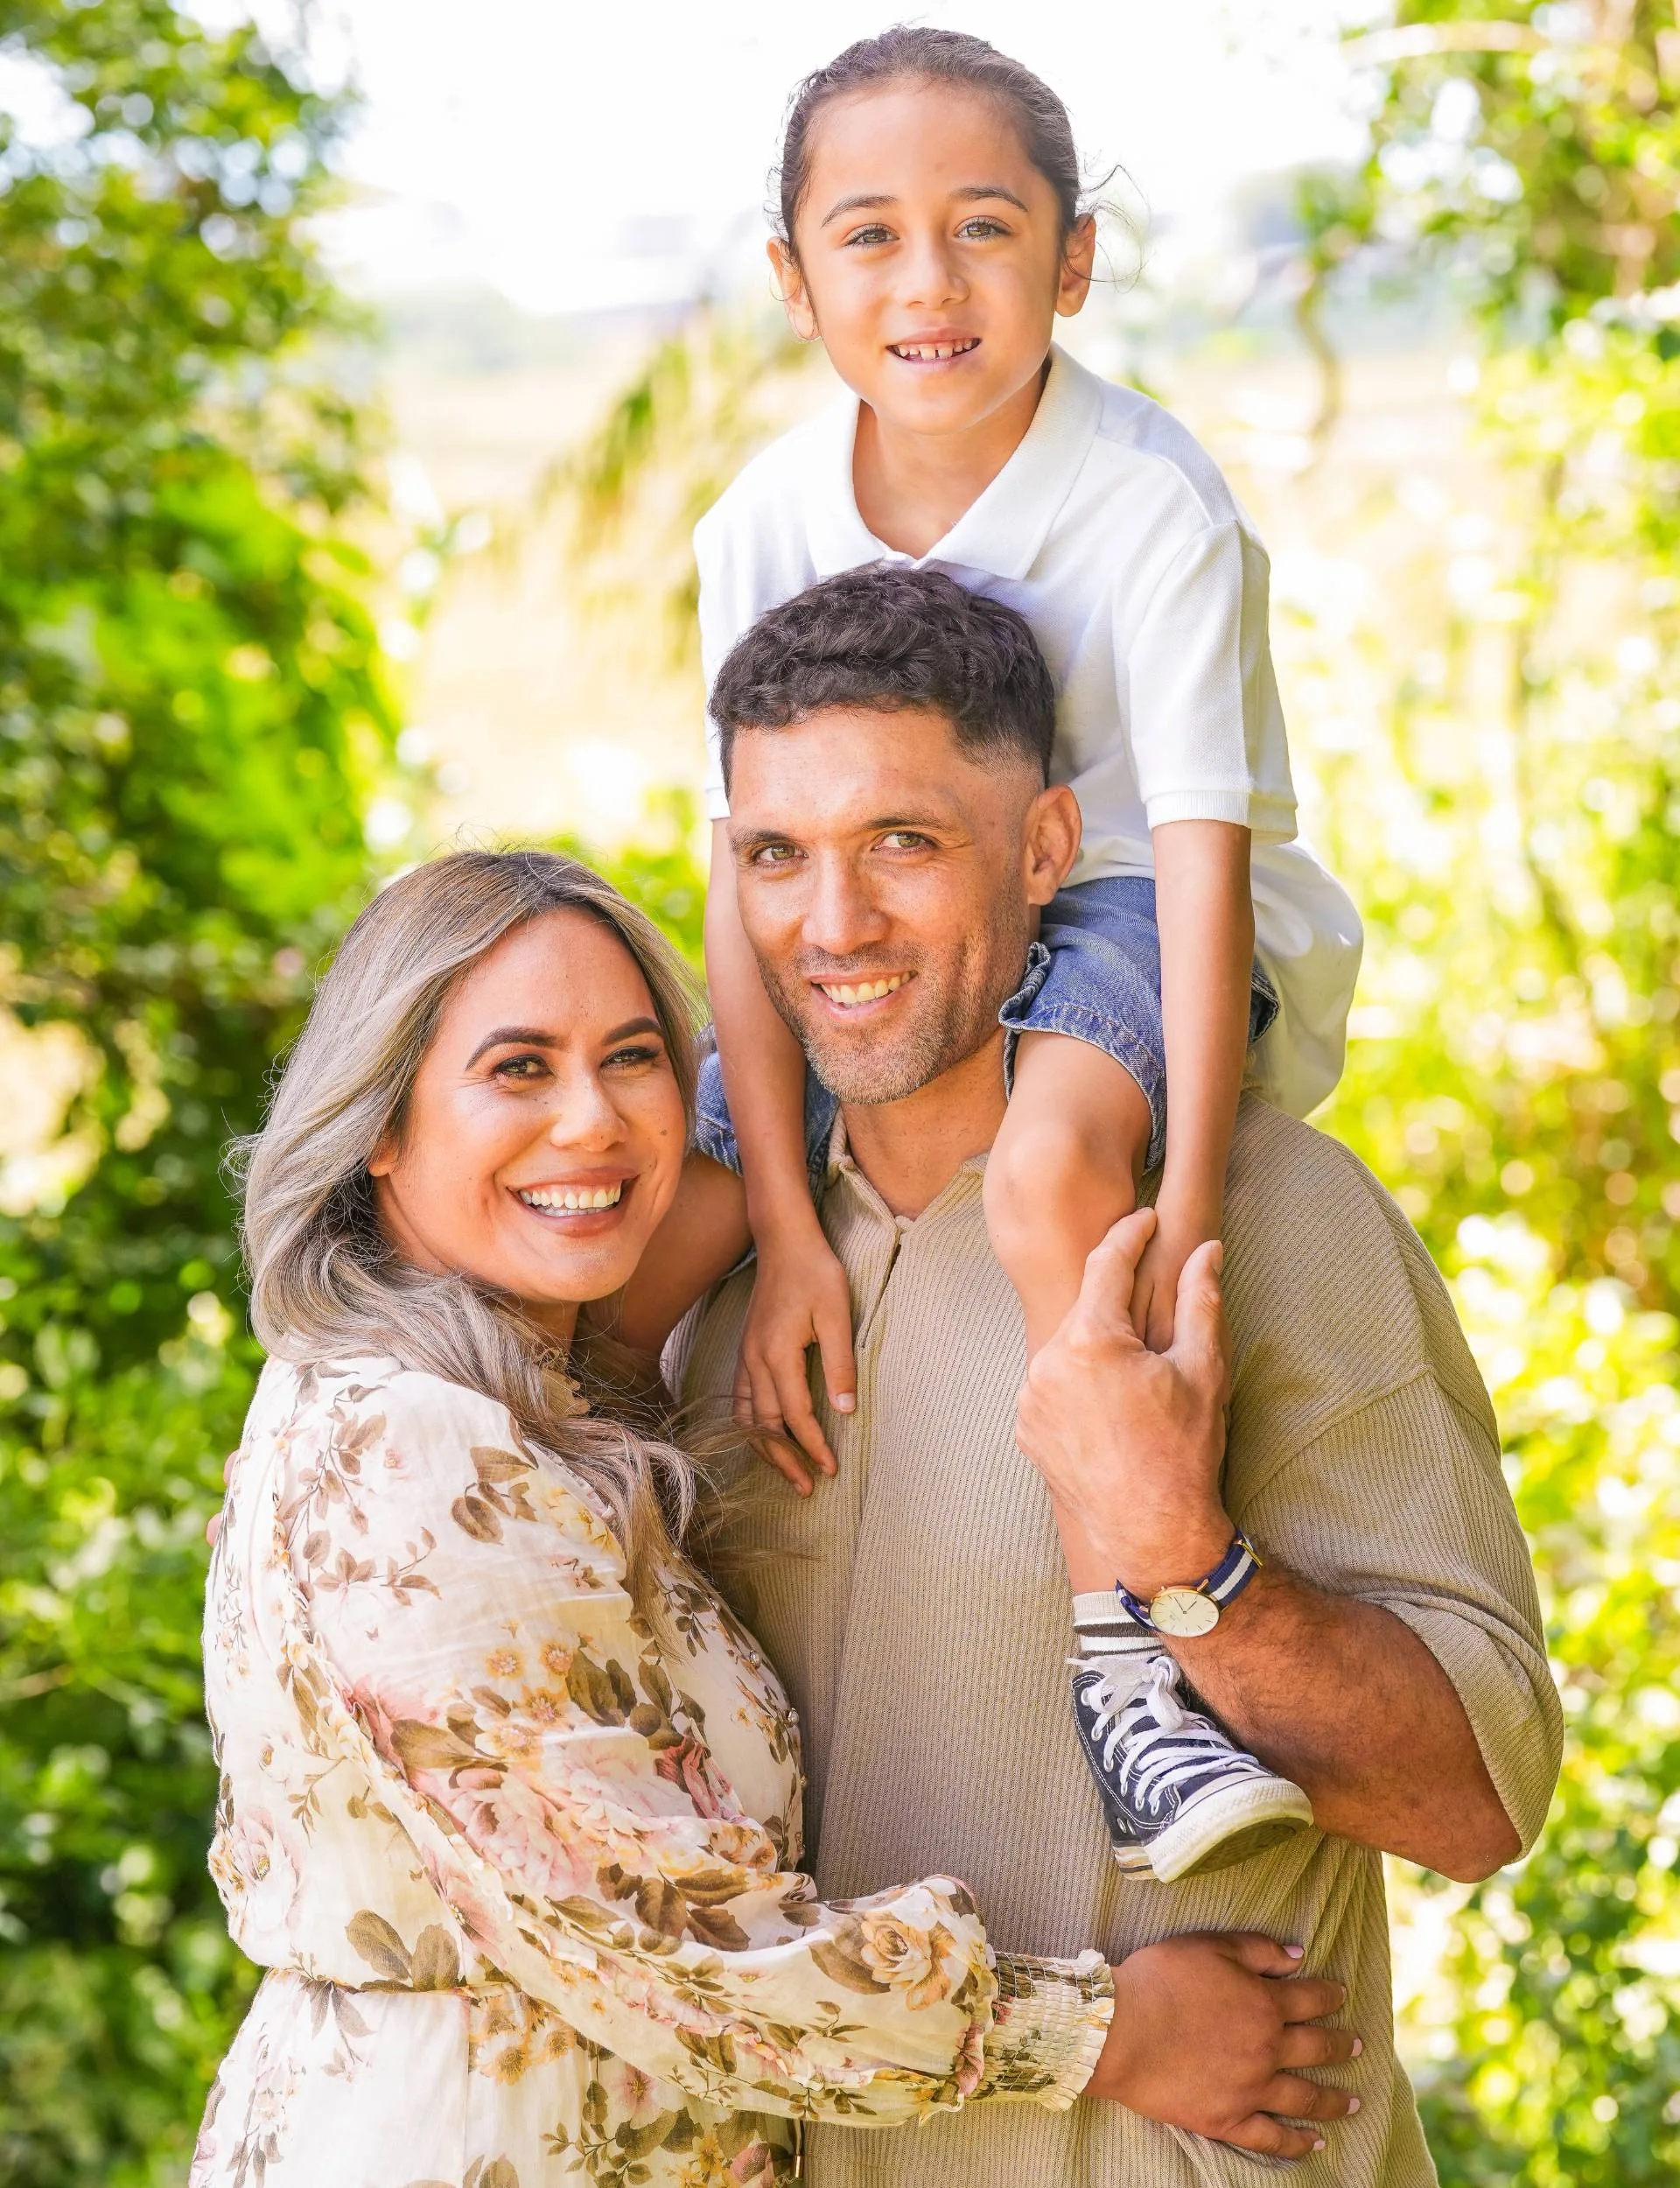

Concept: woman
[[193, 850, 1355, 2186]]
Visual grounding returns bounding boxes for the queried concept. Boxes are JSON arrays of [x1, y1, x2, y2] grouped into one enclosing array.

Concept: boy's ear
[[1022, 783, 1082, 907], [767, 237, 818, 340], [1055, 214, 1097, 319]]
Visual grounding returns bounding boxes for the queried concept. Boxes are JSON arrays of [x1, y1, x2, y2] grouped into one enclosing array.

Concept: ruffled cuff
[[976, 1950, 1114, 2110]]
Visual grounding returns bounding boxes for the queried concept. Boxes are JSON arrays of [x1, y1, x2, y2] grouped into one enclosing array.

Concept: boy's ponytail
[[774, 25, 1088, 253]]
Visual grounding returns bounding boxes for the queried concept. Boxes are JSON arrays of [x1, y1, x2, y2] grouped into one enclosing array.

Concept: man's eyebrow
[[465, 1025, 557, 1068]]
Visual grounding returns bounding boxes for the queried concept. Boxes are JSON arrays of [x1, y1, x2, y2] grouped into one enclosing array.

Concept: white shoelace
[[1077, 1656, 1264, 1813]]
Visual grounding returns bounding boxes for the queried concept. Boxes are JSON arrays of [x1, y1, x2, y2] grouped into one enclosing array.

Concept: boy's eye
[[956, 216, 1009, 240], [843, 223, 894, 249]]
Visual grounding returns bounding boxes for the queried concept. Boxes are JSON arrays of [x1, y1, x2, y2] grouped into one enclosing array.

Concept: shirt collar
[[823, 1111, 989, 1227], [804, 344, 1105, 585]]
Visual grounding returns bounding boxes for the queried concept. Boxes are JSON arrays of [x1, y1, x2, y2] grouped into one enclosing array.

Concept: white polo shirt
[[694, 344, 1362, 1119]]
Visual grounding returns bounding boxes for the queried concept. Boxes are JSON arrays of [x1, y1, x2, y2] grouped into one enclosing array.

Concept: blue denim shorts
[[694, 875, 1279, 1189]]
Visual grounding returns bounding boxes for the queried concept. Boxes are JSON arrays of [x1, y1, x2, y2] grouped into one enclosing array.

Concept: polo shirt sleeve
[[1123, 518, 1298, 843], [1242, 1375, 1563, 1857]]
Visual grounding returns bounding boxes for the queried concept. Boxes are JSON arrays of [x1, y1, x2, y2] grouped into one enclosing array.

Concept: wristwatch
[[1114, 1529, 1262, 1637]]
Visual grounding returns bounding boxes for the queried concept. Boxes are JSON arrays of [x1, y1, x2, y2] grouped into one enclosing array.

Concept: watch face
[[1150, 1586, 1221, 1638]]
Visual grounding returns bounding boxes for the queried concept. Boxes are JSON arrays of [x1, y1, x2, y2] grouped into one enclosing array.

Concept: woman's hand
[[1087, 1932, 1360, 2158], [732, 1207, 857, 1493]]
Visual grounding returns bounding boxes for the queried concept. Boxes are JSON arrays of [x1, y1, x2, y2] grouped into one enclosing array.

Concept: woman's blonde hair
[[234, 848, 708, 1600]]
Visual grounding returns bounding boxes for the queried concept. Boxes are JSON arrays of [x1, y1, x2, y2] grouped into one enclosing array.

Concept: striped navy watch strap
[[1113, 1529, 1262, 1631]]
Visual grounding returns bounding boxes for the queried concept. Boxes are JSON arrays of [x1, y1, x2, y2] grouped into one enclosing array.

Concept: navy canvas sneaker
[[1071, 1652, 1314, 1883]]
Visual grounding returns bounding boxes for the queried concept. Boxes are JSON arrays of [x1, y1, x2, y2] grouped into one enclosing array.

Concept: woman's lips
[[514, 1177, 632, 1215]]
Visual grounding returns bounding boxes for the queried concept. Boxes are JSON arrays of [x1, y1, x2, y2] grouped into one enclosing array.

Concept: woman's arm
[[284, 1368, 1111, 2124]]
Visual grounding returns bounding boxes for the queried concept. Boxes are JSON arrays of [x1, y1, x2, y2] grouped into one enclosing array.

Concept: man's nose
[[802, 857, 886, 961]]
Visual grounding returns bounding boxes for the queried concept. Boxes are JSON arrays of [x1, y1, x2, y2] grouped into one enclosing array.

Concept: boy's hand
[[1088, 1931, 1360, 2156], [1130, 1197, 1221, 1355], [733, 1214, 857, 1494]]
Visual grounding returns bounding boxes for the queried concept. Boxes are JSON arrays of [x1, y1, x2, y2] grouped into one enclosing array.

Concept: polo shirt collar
[[803, 344, 1105, 585]]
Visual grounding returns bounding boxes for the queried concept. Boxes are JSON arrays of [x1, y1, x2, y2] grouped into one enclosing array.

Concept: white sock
[[1071, 1590, 1165, 1696]]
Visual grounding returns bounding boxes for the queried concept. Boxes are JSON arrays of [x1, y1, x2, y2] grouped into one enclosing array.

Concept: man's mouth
[[887, 338, 980, 363], [815, 973, 911, 1010], [515, 1181, 626, 1212]]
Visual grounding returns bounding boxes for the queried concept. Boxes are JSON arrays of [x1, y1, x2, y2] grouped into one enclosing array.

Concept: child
[[625, 27, 1362, 1883]]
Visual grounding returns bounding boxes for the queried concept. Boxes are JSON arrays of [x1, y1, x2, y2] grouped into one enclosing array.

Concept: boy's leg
[[984, 1031, 1153, 1357]]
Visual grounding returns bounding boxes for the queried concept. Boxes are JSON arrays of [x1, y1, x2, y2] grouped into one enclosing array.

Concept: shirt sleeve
[[279, 1371, 1112, 2124], [1242, 1372, 1563, 1856], [1123, 519, 1298, 842]]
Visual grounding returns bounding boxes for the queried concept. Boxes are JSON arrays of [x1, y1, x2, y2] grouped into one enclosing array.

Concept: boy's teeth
[[892, 339, 976, 361], [820, 974, 907, 1006], [519, 1182, 624, 1211]]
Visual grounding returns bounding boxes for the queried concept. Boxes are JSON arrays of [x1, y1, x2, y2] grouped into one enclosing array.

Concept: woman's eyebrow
[[602, 1016, 662, 1044], [465, 1025, 557, 1067]]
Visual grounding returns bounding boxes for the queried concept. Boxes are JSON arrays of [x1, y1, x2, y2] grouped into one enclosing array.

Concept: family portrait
[[3, 4, 1676, 2185]]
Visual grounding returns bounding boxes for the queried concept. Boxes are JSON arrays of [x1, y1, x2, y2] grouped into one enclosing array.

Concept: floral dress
[[192, 1357, 1113, 2188]]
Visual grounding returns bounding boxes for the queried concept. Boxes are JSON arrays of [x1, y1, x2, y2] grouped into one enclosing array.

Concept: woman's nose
[[543, 1070, 624, 1151]]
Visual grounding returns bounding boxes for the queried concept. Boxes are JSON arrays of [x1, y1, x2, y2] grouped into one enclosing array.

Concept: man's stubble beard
[[753, 889, 1033, 1107]]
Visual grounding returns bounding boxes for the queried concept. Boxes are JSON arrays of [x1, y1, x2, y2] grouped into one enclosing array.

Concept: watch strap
[[1113, 1529, 1262, 1632]]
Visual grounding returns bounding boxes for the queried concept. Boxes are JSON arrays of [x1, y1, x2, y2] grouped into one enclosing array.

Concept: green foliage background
[[0, 3, 1676, 2184]]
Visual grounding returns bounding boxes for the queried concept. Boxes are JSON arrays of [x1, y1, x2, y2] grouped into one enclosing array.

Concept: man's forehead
[[727, 703, 1014, 832]]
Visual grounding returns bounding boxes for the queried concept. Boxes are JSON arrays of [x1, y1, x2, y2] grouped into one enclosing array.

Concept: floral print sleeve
[[233, 1360, 1110, 2136]]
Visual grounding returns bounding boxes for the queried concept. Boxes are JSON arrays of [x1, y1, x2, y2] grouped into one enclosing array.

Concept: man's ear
[[1022, 782, 1082, 907], [767, 238, 818, 340]]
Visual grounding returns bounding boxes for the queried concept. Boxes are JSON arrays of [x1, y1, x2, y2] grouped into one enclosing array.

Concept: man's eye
[[878, 831, 932, 852], [750, 844, 801, 867]]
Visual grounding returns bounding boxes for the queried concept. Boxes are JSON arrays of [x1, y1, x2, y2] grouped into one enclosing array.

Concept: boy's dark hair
[[774, 26, 1088, 248], [710, 565, 1056, 789]]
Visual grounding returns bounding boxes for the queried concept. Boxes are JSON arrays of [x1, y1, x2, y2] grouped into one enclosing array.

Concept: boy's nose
[[898, 231, 966, 311]]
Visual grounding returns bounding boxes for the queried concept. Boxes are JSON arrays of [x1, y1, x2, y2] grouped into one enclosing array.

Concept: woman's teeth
[[890, 339, 978, 361], [819, 974, 907, 1007], [518, 1183, 624, 1211]]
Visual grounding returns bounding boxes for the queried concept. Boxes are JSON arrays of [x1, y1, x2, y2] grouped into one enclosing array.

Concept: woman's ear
[[767, 236, 818, 340], [1022, 783, 1082, 907], [1055, 214, 1097, 319], [368, 1137, 396, 1180]]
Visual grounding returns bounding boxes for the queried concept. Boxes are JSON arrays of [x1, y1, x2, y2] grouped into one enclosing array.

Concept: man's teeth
[[519, 1183, 624, 1211], [892, 340, 977, 361], [819, 974, 908, 1006]]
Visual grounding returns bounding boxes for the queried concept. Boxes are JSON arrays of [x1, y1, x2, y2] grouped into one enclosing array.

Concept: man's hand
[[1088, 1932, 1361, 2158], [1015, 1207, 1234, 1597]]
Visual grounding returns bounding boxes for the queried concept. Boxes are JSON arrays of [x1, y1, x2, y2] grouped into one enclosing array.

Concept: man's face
[[726, 705, 1074, 1105]]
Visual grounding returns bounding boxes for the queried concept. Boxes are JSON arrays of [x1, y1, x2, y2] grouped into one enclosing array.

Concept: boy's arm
[[1136, 819, 1254, 1349], [604, 1152, 751, 1360], [704, 824, 857, 1477]]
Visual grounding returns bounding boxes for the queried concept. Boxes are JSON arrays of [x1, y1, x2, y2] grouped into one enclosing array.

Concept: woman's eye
[[493, 1054, 547, 1083], [603, 1043, 663, 1071]]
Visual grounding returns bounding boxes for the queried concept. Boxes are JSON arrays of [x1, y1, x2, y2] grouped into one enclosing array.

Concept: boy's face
[[725, 702, 1079, 1105], [772, 81, 1095, 444]]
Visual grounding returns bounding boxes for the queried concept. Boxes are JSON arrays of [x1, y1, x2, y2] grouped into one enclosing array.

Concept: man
[[678, 564, 1561, 2187]]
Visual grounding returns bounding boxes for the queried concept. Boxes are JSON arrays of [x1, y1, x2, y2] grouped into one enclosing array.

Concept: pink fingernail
[[1347, 2097, 1361, 2114], [1312, 2139, 1326, 2153], [1352, 2038, 1363, 2057], [834, 1394, 856, 1412], [1285, 1944, 1305, 1959]]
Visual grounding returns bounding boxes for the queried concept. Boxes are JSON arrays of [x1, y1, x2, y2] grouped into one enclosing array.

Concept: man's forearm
[[1171, 1565, 1519, 1882]]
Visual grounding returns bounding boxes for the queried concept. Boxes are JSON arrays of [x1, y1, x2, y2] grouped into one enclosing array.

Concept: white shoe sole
[[1111, 1777, 1315, 1883]]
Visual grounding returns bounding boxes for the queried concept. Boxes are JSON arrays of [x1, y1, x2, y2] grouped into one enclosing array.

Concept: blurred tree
[[0, 6, 398, 2181], [1298, 5, 1680, 2181]]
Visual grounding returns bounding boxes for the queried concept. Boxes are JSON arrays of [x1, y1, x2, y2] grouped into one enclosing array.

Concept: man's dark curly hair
[[710, 565, 1056, 792]]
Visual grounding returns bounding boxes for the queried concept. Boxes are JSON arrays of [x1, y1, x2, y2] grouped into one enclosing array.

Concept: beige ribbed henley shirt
[[680, 1095, 1562, 2188]]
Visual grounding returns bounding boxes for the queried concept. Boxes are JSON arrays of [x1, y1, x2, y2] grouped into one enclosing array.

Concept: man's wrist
[[1106, 1510, 1237, 1603]]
